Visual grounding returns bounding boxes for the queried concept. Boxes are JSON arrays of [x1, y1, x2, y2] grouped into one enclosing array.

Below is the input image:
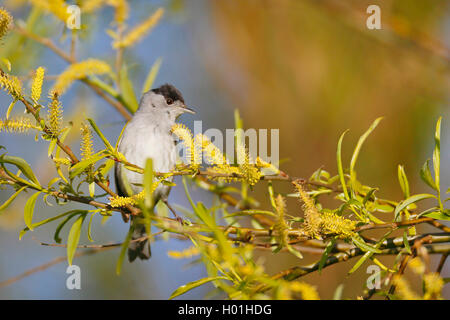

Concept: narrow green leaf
[[20, 210, 75, 240], [403, 231, 412, 254], [116, 224, 134, 275], [337, 130, 350, 200], [119, 65, 139, 113], [0, 186, 26, 213], [54, 211, 83, 243], [349, 117, 383, 188], [67, 214, 86, 265], [433, 116, 442, 209], [318, 238, 336, 274], [24, 191, 42, 230], [142, 58, 162, 94], [48, 138, 58, 157], [424, 211, 450, 221], [169, 276, 228, 299], [287, 244, 303, 259], [6, 99, 17, 119], [394, 193, 436, 221], [223, 210, 277, 218], [87, 118, 115, 152], [352, 237, 382, 254], [69, 152, 107, 179], [144, 158, 154, 208], [87, 212, 95, 242], [397, 165, 410, 198], [420, 159, 437, 190], [0, 154, 40, 186], [348, 251, 371, 274]]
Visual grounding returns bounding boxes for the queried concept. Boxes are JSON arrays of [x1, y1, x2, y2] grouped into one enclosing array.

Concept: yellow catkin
[[52, 59, 111, 95], [392, 275, 420, 300], [107, 0, 129, 24], [47, 91, 63, 136], [423, 273, 444, 300], [293, 181, 356, 239], [237, 146, 261, 186], [256, 156, 279, 174], [114, 8, 164, 48], [273, 194, 291, 248], [0, 118, 39, 133], [80, 122, 93, 160], [31, 67, 45, 102], [320, 212, 357, 238], [0, 70, 22, 99], [293, 181, 322, 238], [290, 282, 320, 300], [30, 0, 69, 22], [109, 173, 169, 207], [408, 257, 425, 275], [0, 7, 12, 40], [52, 157, 71, 166], [81, 0, 107, 13], [172, 124, 199, 169], [168, 246, 200, 259]]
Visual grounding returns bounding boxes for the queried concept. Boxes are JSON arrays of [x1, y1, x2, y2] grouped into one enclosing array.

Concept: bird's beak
[[182, 105, 195, 114]]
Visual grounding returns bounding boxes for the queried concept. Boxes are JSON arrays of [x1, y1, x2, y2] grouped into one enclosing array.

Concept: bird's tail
[[128, 220, 151, 262]]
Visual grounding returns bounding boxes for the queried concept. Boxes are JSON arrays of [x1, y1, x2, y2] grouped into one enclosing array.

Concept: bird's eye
[[166, 98, 174, 105]]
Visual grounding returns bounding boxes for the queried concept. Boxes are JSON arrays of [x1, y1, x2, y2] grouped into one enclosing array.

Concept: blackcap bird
[[114, 84, 195, 262]]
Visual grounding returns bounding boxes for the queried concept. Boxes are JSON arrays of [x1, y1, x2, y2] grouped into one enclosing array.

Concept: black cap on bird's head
[[152, 83, 185, 105], [139, 83, 195, 115]]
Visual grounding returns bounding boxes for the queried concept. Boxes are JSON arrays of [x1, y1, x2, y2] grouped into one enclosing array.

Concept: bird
[[114, 84, 195, 262]]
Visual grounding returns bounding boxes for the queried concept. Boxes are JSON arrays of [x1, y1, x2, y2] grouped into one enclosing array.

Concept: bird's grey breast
[[115, 114, 176, 198]]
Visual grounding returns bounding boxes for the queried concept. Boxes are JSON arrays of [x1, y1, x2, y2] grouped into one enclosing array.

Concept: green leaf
[[223, 210, 277, 219], [318, 238, 336, 274], [99, 158, 115, 177], [420, 159, 437, 190], [6, 99, 17, 119], [424, 211, 450, 221], [119, 65, 139, 113], [69, 152, 108, 179], [433, 116, 442, 208], [20, 210, 75, 240], [397, 165, 410, 198], [23, 191, 42, 230], [287, 244, 303, 259], [116, 223, 134, 275], [87, 118, 115, 153], [87, 212, 95, 242], [169, 276, 228, 299], [48, 138, 58, 157], [352, 237, 382, 254], [144, 158, 154, 208], [0, 154, 40, 186], [142, 58, 162, 94], [403, 231, 412, 254], [394, 193, 436, 221], [0, 186, 26, 213], [348, 251, 372, 275], [349, 117, 383, 188], [54, 211, 82, 243], [337, 130, 350, 200], [67, 214, 86, 265]]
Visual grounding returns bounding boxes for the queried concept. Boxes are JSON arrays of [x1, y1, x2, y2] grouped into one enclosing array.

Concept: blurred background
[[0, 0, 448, 299]]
